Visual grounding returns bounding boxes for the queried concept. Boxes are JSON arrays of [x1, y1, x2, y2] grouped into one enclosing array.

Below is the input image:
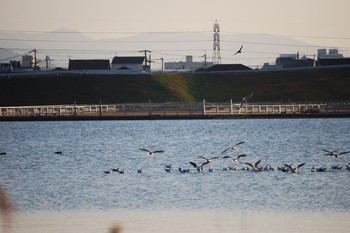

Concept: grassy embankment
[[0, 66, 350, 106]]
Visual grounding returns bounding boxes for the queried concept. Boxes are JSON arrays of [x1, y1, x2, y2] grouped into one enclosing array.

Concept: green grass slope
[[0, 66, 349, 106]]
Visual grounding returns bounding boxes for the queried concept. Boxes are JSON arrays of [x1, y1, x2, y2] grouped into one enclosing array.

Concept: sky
[[1, 0, 350, 68]]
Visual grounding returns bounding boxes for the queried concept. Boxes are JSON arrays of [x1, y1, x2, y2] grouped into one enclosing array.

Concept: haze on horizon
[[1, 0, 350, 69]]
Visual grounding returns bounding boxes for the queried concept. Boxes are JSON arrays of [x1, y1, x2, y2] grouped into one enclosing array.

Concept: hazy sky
[[1, 0, 350, 45], [1, 0, 350, 68]]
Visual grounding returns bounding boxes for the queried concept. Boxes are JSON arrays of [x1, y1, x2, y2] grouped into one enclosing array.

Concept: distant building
[[111, 56, 145, 71], [68, 59, 111, 70], [0, 63, 13, 73], [165, 55, 212, 71], [318, 58, 350, 66], [317, 48, 343, 59], [317, 48, 350, 66], [262, 52, 315, 70], [22, 55, 33, 69], [204, 64, 252, 72]]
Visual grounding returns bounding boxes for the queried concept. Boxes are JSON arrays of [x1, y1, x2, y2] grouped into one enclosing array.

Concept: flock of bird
[[2, 141, 349, 175], [101, 142, 350, 175]]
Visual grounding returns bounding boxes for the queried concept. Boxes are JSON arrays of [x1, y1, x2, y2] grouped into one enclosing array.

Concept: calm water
[[0, 119, 349, 213]]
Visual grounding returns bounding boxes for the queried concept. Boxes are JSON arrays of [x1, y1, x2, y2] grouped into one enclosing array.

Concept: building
[[111, 56, 145, 71], [204, 64, 252, 72], [68, 59, 111, 70], [0, 63, 13, 73], [164, 56, 212, 71], [317, 48, 350, 66], [22, 55, 33, 69], [317, 48, 343, 59], [318, 58, 350, 66], [262, 53, 315, 70]]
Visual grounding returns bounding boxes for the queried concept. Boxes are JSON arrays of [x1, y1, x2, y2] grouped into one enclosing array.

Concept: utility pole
[[160, 57, 164, 72], [149, 54, 152, 71], [202, 52, 207, 70], [139, 50, 151, 71], [45, 55, 53, 70]]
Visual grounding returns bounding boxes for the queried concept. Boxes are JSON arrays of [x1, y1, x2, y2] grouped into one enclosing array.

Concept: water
[[0, 119, 350, 214]]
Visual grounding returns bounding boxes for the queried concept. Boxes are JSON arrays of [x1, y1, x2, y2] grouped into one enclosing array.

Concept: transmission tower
[[212, 20, 221, 64]]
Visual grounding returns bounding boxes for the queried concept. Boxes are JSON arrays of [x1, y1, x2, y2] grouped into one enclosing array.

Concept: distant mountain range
[[0, 29, 324, 69]]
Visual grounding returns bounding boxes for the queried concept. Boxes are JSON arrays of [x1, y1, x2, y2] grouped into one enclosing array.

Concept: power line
[[1, 38, 349, 50], [1, 29, 350, 40]]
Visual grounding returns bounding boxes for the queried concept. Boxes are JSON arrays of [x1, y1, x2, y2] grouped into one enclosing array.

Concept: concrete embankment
[[1, 102, 349, 121]]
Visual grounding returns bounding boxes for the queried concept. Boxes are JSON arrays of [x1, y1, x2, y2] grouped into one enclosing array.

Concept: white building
[[164, 55, 212, 71]]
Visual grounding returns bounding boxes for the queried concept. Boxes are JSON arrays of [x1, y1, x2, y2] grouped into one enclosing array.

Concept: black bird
[[233, 45, 243, 55], [116, 169, 125, 174], [221, 142, 245, 154], [311, 166, 327, 172], [0, 152, 6, 155], [331, 165, 342, 170], [139, 148, 165, 156], [283, 163, 306, 174], [104, 169, 113, 174], [54, 151, 62, 154], [164, 164, 172, 172]]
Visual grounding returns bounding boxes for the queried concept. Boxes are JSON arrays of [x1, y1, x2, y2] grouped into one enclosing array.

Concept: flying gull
[[239, 93, 254, 109], [139, 148, 165, 156], [244, 159, 262, 172], [283, 163, 306, 174], [322, 149, 349, 160], [221, 142, 245, 154], [222, 154, 247, 168]]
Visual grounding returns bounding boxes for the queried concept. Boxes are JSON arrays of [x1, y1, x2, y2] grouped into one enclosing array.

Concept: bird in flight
[[239, 93, 254, 108], [139, 148, 164, 156], [222, 154, 247, 168], [198, 156, 219, 164], [221, 141, 245, 154], [283, 163, 306, 174], [233, 45, 243, 55], [244, 159, 262, 171], [322, 149, 350, 160], [190, 156, 219, 172]]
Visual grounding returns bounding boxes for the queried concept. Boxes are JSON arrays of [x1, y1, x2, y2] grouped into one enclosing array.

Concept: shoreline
[[1, 112, 350, 121], [10, 209, 350, 233], [2, 101, 350, 121]]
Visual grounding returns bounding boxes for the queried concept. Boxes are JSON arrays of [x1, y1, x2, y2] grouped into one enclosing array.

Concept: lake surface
[[1, 119, 350, 233]]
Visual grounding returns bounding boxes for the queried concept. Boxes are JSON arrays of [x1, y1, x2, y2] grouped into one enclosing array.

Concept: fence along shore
[[1, 100, 350, 120]]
